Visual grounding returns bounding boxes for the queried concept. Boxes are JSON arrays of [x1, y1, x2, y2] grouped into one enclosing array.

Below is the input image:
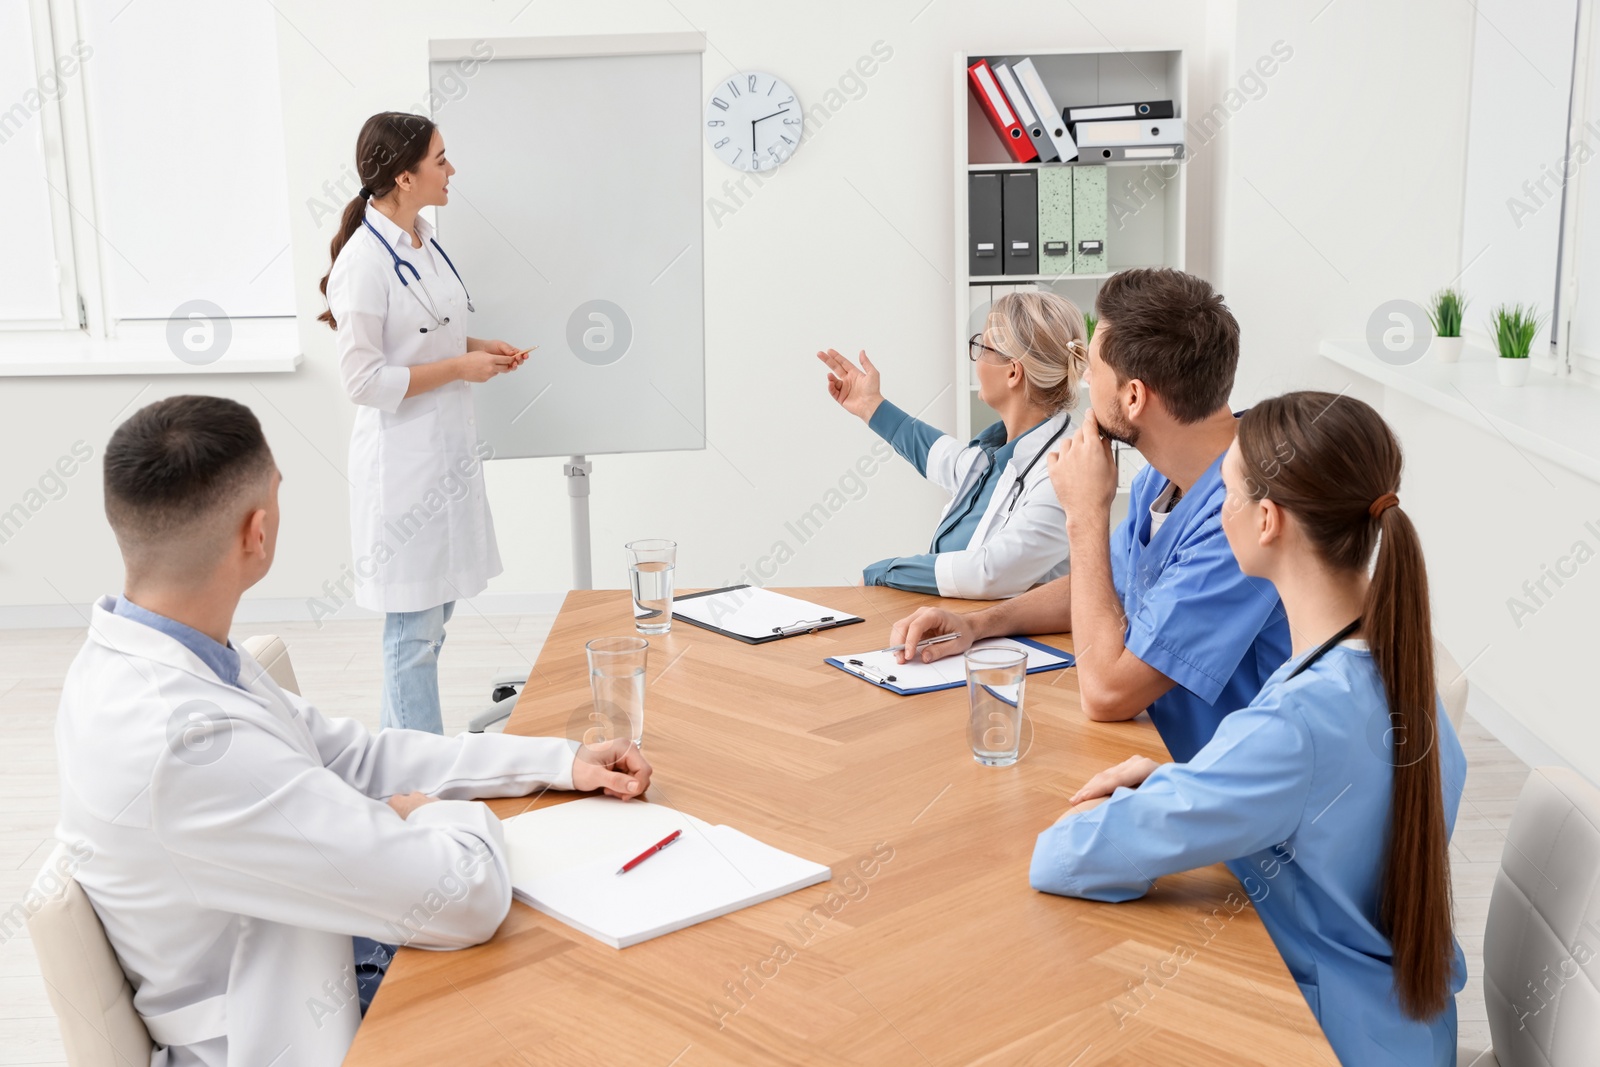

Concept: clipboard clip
[[845, 658, 898, 685], [772, 616, 836, 636]]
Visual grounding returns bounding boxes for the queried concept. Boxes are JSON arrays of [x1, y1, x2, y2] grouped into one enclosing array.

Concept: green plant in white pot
[[1488, 303, 1546, 387], [1426, 287, 1467, 363]]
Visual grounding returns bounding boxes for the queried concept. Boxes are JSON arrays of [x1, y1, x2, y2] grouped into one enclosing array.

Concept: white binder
[[1012, 58, 1078, 163], [994, 62, 1057, 162], [1078, 143, 1187, 162], [1073, 117, 1187, 148]]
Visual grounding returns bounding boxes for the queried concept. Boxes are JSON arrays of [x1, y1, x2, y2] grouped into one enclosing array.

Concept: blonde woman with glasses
[[818, 290, 1088, 599]]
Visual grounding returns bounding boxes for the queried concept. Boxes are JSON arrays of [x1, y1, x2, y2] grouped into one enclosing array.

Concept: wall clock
[[705, 71, 803, 172]]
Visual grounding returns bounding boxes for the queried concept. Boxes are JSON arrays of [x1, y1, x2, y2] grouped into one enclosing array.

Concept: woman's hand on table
[[1067, 755, 1160, 808]]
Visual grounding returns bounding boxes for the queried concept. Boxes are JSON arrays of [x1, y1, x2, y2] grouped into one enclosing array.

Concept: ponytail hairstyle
[[317, 112, 438, 329], [1236, 390, 1453, 1021], [985, 290, 1089, 411]]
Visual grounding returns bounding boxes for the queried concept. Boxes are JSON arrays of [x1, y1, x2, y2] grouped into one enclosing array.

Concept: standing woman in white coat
[[320, 112, 529, 734], [817, 290, 1088, 599]]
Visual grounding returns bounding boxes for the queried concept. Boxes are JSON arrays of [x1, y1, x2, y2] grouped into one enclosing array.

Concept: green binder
[[1037, 167, 1074, 278], [1072, 166, 1107, 275]]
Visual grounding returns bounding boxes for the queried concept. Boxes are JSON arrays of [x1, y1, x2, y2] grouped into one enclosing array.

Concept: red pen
[[616, 829, 681, 875]]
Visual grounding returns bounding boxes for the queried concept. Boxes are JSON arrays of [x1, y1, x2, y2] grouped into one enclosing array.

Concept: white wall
[[1224, 1, 1600, 784], [0, 0, 1222, 617], [1222, 0, 1476, 401]]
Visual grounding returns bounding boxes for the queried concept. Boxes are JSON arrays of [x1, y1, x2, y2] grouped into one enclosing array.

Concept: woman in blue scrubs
[[1030, 391, 1466, 1066], [817, 290, 1089, 599]]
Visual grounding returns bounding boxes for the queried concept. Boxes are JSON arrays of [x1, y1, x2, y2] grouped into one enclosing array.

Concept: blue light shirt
[[1030, 642, 1468, 1067], [862, 401, 1043, 595], [112, 596, 242, 690]]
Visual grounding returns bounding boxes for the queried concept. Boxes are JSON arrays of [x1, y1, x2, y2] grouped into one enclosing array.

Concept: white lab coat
[[326, 204, 501, 613], [924, 411, 1072, 599], [53, 597, 580, 1067]]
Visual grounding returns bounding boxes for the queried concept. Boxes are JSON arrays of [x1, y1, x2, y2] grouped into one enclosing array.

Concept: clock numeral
[[747, 74, 758, 91], [731, 148, 742, 162], [726, 80, 741, 97], [781, 135, 794, 146], [768, 81, 776, 95], [778, 96, 794, 106], [712, 137, 730, 149], [711, 97, 728, 111], [706, 119, 725, 127], [782, 117, 801, 126]]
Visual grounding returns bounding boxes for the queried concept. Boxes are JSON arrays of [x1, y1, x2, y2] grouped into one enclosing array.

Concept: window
[[0, 0, 297, 368]]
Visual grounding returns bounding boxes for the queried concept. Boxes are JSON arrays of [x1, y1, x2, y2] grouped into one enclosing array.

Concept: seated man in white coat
[[54, 395, 651, 1067]]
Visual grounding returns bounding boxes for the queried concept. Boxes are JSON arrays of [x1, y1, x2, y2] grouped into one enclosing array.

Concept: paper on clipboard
[[827, 637, 1072, 695], [673, 586, 861, 640]]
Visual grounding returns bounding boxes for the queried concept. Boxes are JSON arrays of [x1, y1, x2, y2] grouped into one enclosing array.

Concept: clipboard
[[825, 637, 1073, 696], [671, 585, 865, 645]]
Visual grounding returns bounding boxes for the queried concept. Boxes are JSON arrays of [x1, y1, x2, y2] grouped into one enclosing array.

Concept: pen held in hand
[[878, 632, 962, 655]]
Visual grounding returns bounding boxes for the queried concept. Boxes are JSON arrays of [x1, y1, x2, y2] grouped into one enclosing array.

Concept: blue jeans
[[381, 602, 454, 734], [352, 936, 395, 1015]]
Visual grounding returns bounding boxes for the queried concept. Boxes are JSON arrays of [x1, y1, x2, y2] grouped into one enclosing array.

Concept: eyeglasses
[[969, 334, 1013, 364]]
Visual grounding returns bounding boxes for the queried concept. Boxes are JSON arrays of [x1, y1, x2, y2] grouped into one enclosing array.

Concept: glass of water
[[626, 538, 676, 635], [585, 636, 649, 747], [965, 645, 1028, 767]]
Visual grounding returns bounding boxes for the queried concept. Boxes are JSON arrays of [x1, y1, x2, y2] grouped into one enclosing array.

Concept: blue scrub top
[[1030, 643, 1469, 1067], [1112, 452, 1292, 761]]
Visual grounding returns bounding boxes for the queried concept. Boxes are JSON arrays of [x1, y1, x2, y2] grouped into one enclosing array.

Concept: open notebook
[[501, 797, 831, 949], [826, 636, 1073, 696]]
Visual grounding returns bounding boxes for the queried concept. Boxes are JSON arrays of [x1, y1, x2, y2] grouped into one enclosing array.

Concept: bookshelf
[[953, 48, 1187, 444]]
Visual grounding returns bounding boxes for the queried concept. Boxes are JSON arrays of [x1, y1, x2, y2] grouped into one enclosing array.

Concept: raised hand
[[816, 348, 885, 423]]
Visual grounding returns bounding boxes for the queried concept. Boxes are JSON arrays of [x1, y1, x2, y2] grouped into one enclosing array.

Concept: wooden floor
[[0, 613, 1518, 1062]]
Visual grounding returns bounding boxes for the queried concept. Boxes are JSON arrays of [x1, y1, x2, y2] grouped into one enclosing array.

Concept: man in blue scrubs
[[891, 268, 1290, 761]]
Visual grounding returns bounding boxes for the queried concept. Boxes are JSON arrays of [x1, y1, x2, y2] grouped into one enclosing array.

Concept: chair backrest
[[239, 633, 301, 696], [25, 872, 154, 1067], [1483, 766, 1600, 1065], [1434, 638, 1468, 732]]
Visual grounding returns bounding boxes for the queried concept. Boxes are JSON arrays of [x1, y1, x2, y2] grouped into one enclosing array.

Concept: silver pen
[[878, 633, 962, 655]]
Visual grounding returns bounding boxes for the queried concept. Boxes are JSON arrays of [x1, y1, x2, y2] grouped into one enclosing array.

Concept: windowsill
[[1319, 337, 1600, 484], [0, 318, 302, 376]]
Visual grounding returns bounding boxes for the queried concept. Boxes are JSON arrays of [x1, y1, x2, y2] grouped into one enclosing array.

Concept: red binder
[[968, 59, 1038, 163]]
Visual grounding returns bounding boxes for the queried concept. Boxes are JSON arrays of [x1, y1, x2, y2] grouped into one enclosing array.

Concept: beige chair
[[28, 635, 299, 1066], [240, 632, 302, 695], [25, 873, 154, 1067], [1457, 766, 1600, 1066], [1435, 638, 1469, 733]]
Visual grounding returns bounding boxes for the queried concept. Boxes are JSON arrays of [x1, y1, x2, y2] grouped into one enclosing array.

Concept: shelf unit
[[953, 48, 1187, 443]]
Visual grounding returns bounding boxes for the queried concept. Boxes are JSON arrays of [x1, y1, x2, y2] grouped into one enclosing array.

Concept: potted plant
[[1084, 312, 1097, 344], [1426, 287, 1467, 363], [1488, 303, 1545, 387]]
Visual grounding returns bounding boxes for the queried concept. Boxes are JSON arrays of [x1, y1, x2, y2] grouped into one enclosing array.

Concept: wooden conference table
[[346, 587, 1335, 1066]]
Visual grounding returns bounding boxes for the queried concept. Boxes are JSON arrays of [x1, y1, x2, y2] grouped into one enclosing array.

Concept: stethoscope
[[930, 416, 1071, 552], [1287, 619, 1361, 680], [362, 216, 474, 333], [1002, 417, 1071, 515]]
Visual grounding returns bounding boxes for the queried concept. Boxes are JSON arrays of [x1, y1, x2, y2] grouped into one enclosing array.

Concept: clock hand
[[751, 108, 790, 124]]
